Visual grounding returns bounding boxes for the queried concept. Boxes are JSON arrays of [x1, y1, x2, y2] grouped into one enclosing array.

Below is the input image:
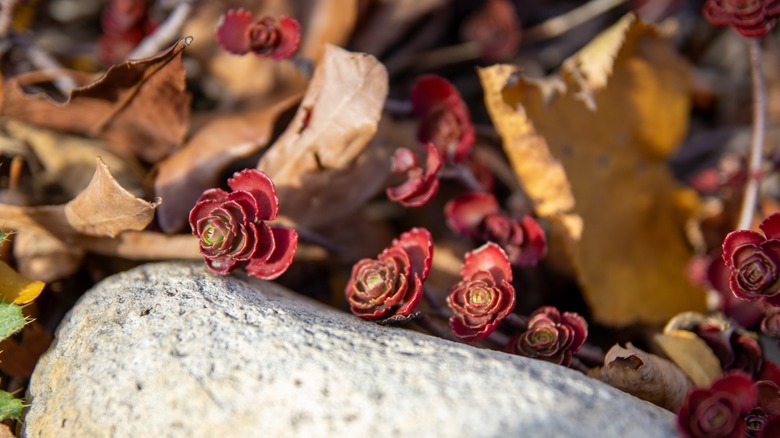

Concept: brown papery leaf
[[479, 13, 705, 326], [13, 231, 84, 283], [155, 93, 302, 233], [593, 343, 692, 411], [258, 45, 389, 228], [64, 158, 160, 238], [1, 38, 191, 162], [654, 329, 723, 388]]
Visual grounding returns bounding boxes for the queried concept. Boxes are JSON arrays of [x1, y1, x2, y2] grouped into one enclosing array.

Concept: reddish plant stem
[[574, 343, 606, 367], [737, 38, 766, 231]]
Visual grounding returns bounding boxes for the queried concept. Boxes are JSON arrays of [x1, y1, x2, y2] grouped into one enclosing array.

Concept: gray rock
[[24, 262, 679, 438]]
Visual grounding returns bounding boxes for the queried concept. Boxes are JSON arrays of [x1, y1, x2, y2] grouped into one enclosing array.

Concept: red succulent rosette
[[677, 372, 758, 438], [345, 228, 433, 320], [410, 75, 475, 164], [445, 192, 547, 267], [386, 143, 442, 208], [745, 380, 780, 437], [504, 306, 587, 366], [722, 213, 780, 306], [189, 169, 298, 279], [704, 252, 767, 329], [447, 242, 516, 341], [460, 0, 521, 61], [215, 9, 301, 60], [703, 0, 780, 38]]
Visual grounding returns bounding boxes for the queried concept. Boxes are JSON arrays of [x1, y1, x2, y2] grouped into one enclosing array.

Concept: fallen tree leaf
[[654, 329, 723, 388], [13, 231, 84, 283], [258, 45, 389, 228], [0, 321, 52, 377], [3, 120, 146, 201], [0, 260, 44, 305], [73, 231, 200, 260], [65, 158, 159, 238], [0, 424, 14, 438], [479, 13, 706, 326], [155, 93, 302, 233], [0, 38, 191, 162], [295, 0, 358, 62], [592, 343, 692, 411]]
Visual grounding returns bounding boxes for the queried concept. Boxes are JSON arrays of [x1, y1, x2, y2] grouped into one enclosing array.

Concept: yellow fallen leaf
[[654, 329, 722, 388], [0, 260, 44, 305], [479, 13, 705, 326]]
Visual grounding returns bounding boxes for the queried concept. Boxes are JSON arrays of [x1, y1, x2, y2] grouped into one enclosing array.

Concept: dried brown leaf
[[1, 38, 191, 162], [258, 45, 389, 228], [73, 231, 200, 260], [654, 329, 723, 388], [0, 424, 14, 438], [593, 343, 692, 411], [155, 93, 302, 233], [13, 231, 84, 283], [64, 158, 159, 238], [3, 120, 145, 200]]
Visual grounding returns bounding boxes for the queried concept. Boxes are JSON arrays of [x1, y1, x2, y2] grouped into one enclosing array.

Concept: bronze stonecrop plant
[[447, 242, 515, 341], [345, 228, 433, 321], [386, 143, 442, 208], [505, 306, 587, 367], [215, 9, 301, 60], [704, 0, 780, 38], [189, 169, 298, 279], [722, 213, 780, 306]]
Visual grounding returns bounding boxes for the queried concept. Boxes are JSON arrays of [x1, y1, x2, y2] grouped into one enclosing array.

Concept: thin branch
[[439, 163, 486, 193], [737, 38, 767, 230], [523, 0, 630, 44], [128, 1, 195, 60]]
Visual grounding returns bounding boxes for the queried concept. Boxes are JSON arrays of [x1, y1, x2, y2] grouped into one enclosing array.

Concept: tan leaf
[[479, 13, 706, 326], [654, 329, 723, 388], [592, 343, 692, 411], [64, 158, 160, 238], [258, 45, 389, 228], [155, 93, 302, 233], [0, 424, 14, 438], [13, 230, 84, 283], [0, 259, 45, 305], [73, 231, 200, 260], [1, 38, 191, 162], [295, 0, 359, 62], [3, 120, 145, 201]]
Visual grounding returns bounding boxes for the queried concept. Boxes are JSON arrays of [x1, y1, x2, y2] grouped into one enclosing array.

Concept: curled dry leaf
[[592, 343, 692, 411], [65, 158, 159, 238], [257, 45, 389, 228], [479, 13, 705, 326], [155, 93, 302, 233], [0, 38, 191, 163], [73, 231, 200, 260], [3, 120, 146, 201], [0, 259, 45, 305], [653, 329, 723, 388], [13, 231, 84, 283]]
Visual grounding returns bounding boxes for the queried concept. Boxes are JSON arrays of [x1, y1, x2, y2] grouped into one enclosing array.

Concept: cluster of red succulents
[[188, 169, 298, 279], [445, 192, 547, 267], [98, 0, 157, 65], [386, 144, 442, 208], [344, 228, 433, 321], [215, 9, 301, 60], [504, 306, 587, 366], [677, 372, 780, 438], [722, 213, 780, 307], [460, 0, 521, 62], [703, 0, 780, 38]]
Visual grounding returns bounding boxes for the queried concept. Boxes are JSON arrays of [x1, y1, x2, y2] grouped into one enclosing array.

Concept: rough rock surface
[[24, 262, 679, 437]]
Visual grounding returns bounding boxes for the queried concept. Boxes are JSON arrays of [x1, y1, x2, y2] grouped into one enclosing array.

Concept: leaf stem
[[737, 38, 767, 231]]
